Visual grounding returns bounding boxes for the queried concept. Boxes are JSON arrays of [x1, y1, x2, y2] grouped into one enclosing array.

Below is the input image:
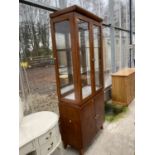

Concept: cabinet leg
[[79, 149, 84, 155], [63, 142, 67, 149], [100, 125, 103, 129]]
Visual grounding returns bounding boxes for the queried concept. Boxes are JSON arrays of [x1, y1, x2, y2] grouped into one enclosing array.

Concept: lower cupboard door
[[81, 100, 96, 147], [60, 118, 82, 149]]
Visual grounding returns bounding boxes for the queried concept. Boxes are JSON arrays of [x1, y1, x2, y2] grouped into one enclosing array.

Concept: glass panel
[[115, 30, 121, 71], [19, 4, 59, 115], [78, 19, 92, 99], [67, 0, 81, 7], [93, 25, 102, 91], [114, 0, 121, 27], [103, 27, 112, 88], [115, 30, 130, 71], [55, 21, 75, 100], [132, 34, 135, 44], [121, 0, 130, 30], [131, 33, 135, 67], [121, 31, 130, 68], [100, 0, 110, 24], [66, 0, 110, 23], [25, 0, 59, 8], [114, 0, 130, 30]]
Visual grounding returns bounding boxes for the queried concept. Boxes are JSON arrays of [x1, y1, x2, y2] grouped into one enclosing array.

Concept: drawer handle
[[47, 142, 54, 151], [69, 120, 72, 123], [46, 137, 49, 140]]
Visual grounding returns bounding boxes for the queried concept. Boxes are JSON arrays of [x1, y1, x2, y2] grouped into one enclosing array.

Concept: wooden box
[[112, 68, 135, 105]]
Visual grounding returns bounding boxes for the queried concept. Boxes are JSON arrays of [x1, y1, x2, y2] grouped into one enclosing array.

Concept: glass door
[[54, 20, 75, 100], [93, 25, 103, 91], [77, 19, 92, 99]]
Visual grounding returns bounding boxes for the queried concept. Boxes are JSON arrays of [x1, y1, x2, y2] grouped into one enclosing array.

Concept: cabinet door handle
[[69, 120, 72, 123], [48, 142, 54, 151], [46, 137, 49, 140], [49, 132, 52, 136]]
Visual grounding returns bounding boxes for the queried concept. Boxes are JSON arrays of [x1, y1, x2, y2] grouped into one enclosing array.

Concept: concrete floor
[[53, 100, 135, 155]]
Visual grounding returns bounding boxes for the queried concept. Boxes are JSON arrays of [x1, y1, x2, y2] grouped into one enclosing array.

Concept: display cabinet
[[50, 5, 104, 155]]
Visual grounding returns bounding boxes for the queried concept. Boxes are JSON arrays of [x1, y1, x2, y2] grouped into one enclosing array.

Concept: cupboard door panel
[[60, 117, 82, 149], [59, 103, 82, 148], [81, 101, 96, 147], [59, 103, 79, 121], [94, 92, 104, 130]]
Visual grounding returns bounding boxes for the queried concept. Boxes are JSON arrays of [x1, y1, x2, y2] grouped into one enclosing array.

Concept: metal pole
[[109, 0, 116, 73], [129, 0, 132, 67]]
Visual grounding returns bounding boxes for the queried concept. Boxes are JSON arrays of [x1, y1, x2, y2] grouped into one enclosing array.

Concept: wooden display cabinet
[[50, 5, 104, 155]]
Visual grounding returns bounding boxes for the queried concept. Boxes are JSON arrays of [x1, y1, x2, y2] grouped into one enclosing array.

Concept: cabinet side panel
[[126, 73, 135, 104], [94, 92, 104, 130], [132, 73, 135, 100], [112, 76, 127, 104]]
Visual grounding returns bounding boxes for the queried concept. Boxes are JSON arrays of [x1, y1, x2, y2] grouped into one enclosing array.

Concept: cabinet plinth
[[112, 68, 135, 105], [50, 5, 104, 155]]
